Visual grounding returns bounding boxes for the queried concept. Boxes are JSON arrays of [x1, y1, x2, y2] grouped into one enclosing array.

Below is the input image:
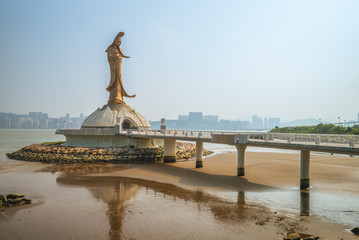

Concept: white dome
[[81, 104, 151, 129]]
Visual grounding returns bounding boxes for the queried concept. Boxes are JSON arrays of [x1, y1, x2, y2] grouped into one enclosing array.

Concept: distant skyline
[[1, 0, 358, 123], [2, 109, 357, 127]]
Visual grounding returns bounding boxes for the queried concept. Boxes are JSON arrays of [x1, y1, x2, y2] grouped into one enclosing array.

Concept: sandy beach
[[101, 152, 359, 193], [1, 151, 359, 239]]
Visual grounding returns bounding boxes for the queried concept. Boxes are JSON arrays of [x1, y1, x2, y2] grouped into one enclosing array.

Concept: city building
[[251, 115, 263, 129], [204, 115, 219, 123], [0, 112, 86, 129]]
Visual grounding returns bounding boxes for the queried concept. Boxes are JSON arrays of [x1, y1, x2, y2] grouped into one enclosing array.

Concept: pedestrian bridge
[[116, 128, 359, 189], [57, 126, 359, 190]]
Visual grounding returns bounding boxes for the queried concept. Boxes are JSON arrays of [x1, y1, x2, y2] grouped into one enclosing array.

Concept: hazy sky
[[1, 0, 358, 122]]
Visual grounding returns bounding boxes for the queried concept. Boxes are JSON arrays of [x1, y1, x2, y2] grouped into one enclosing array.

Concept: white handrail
[[119, 129, 359, 149]]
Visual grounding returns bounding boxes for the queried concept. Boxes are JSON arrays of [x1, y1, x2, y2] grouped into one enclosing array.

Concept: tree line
[[269, 123, 359, 135]]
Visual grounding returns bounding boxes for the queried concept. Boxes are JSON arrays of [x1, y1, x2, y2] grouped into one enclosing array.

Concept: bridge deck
[[56, 128, 359, 155], [116, 129, 359, 155], [56, 127, 359, 190]]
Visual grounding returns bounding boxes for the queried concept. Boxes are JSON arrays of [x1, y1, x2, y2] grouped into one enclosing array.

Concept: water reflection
[[300, 190, 310, 216], [106, 182, 139, 239], [43, 164, 275, 239]]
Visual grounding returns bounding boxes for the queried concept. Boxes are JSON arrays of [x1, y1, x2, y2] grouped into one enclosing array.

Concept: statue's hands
[[123, 56, 130, 58]]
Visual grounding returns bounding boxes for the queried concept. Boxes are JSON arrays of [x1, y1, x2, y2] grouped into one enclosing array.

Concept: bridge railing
[[165, 129, 213, 138], [247, 133, 359, 148], [118, 129, 358, 149], [164, 129, 256, 138], [119, 129, 248, 138]]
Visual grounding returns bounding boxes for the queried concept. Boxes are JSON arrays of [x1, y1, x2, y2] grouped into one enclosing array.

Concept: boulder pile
[[6, 142, 213, 164]]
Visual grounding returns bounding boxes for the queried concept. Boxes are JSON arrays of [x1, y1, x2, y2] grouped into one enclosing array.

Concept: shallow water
[[0, 164, 273, 240], [0, 129, 65, 170], [217, 188, 359, 227]]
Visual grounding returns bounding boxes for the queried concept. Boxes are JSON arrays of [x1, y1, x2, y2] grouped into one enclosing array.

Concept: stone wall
[[6, 142, 213, 164]]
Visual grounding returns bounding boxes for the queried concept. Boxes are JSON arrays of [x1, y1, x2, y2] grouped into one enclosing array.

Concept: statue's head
[[114, 32, 125, 46]]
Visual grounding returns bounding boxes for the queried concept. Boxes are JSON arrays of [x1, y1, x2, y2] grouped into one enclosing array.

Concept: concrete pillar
[[235, 144, 247, 176], [300, 150, 310, 189], [195, 141, 203, 168], [163, 139, 176, 163]]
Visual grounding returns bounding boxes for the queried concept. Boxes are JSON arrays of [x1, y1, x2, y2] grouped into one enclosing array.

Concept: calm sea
[[0, 129, 65, 170]]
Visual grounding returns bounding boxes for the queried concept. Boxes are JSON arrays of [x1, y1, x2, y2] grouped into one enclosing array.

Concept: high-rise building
[[0, 117, 10, 128], [29, 112, 43, 121], [204, 115, 219, 123], [264, 118, 268, 129], [178, 114, 189, 120], [79, 113, 85, 121], [0, 112, 86, 129], [268, 117, 280, 129], [252, 115, 263, 129], [189, 112, 203, 121], [40, 119, 49, 129]]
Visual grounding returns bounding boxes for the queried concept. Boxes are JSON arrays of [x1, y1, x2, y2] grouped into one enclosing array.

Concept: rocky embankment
[[0, 194, 31, 210], [6, 142, 212, 164]]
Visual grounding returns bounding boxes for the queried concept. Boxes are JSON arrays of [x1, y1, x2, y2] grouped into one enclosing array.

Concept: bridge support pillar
[[195, 141, 203, 168], [300, 150, 310, 189], [236, 144, 247, 176], [164, 139, 176, 163]]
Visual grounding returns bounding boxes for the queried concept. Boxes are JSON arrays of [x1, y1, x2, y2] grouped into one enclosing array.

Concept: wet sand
[[91, 152, 359, 239], [96, 152, 359, 194], [1, 152, 359, 239]]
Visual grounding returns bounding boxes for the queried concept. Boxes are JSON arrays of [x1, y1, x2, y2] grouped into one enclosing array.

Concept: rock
[[284, 233, 301, 240], [7, 198, 23, 206], [0, 193, 32, 208], [7, 193, 25, 199], [351, 227, 359, 235], [6, 142, 213, 164], [304, 235, 319, 240], [0, 195, 6, 201], [22, 198, 32, 204], [283, 233, 319, 240]]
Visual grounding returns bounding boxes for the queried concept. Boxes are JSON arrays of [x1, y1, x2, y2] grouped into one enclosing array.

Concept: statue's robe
[[106, 46, 135, 105]]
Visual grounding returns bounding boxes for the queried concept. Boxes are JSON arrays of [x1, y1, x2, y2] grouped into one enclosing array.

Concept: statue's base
[[81, 103, 151, 129], [56, 127, 163, 148], [56, 103, 157, 148]]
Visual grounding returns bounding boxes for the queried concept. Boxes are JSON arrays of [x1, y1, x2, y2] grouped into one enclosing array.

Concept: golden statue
[[106, 32, 135, 105]]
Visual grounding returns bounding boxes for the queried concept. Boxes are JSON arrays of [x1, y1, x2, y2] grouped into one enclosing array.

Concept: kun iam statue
[[71, 31, 151, 131], [106, 32, 136, 105], [56, 31, 152, 147]]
